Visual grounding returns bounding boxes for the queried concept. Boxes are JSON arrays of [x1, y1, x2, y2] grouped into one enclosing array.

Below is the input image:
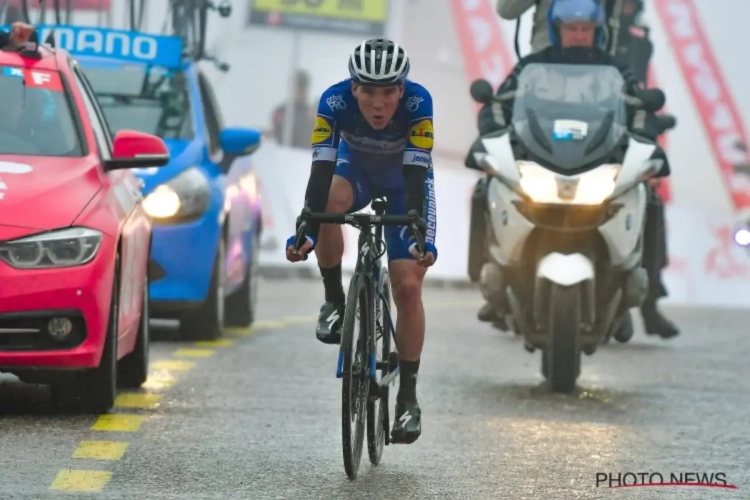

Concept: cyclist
[[286, 39, 437, 445]]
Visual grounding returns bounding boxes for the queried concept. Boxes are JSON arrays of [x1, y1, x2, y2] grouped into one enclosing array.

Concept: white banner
[[252, 143, 750, 307]]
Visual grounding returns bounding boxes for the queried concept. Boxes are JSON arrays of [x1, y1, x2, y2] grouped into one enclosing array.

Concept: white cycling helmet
[[348, 38, 410, 86]]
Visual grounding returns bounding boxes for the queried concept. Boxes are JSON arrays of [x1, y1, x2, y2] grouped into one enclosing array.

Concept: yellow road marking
[[225, 327, 252, 336], [91, 414, 144, 432], [72, 441, 129, 461], [194, 339, 234, 347], [49, 470, 112, 492], [282, 315, 317, 324], [115, 393, 163, 409], [142, 371, 178, 390], [150, 360, 195, 371], [173, 348, 215, 358], [251, 320, 286, 329]]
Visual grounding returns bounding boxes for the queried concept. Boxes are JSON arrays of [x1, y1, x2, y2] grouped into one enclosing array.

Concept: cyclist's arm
[[301, 92, 342, 240], [402, 86, 436, 248]]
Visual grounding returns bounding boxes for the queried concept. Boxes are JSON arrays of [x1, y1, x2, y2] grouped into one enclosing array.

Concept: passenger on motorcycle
[[285, 39, 437, 444], [473, 0, 679, 339]]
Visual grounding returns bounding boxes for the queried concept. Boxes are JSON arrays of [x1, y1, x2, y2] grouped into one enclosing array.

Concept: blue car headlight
[[0, 227, 102, 269], [142, 167, 211, 223]]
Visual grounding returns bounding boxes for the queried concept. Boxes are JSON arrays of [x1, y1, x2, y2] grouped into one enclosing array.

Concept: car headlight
[[517, 161, 619, 205], [142, 167, 210, 222], [0, 227, 102, 269]]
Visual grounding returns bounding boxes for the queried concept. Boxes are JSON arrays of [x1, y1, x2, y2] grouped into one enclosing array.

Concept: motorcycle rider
[[474, 0, 679, 339]]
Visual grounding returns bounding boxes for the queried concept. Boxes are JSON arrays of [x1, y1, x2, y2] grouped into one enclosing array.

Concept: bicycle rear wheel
[[367, 268, 395, 465], [341, 273, 369, 479]]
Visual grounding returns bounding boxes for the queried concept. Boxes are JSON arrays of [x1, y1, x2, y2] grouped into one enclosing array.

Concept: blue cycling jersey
[[311, 78, 434, 172], [309, 78, 437, 254]]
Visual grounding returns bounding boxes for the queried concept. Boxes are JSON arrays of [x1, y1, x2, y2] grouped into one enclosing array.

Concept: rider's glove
[[286, 233, 317, 255], [408, 237, 438, 261], [406, 216, 438, 261]]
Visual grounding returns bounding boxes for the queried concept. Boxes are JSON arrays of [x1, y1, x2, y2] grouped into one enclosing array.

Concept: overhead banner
[[247, 0, 389, 36]]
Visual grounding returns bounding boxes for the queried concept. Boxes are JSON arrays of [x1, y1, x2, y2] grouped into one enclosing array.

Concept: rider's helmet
[[547, 0, 606, 48], [348, 38, 410, 86]]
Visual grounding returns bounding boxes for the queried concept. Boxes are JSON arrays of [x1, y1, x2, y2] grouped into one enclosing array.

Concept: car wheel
[[51, 254, 120, 414], [225, 231, 259, 328], [118, 280, 150, 388], [179, 238, 225, 340]]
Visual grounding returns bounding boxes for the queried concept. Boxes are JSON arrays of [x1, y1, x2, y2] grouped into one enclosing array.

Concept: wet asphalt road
[[0, 278, 749, 499]]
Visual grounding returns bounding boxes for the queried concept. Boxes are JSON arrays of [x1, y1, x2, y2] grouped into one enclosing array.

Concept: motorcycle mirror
[[470, 79, 494, 104], [656, 114, 676, 132], [639, 89, 666, 112]]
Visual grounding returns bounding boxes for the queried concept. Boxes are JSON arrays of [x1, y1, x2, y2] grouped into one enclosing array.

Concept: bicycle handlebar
[[292, 207, 426, 260]]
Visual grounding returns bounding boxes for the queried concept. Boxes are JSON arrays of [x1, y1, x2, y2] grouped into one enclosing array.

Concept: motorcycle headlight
[[734, 227, 750, 247], [0, 227, 102, 269], [517, 161, 620, 205], [142, 167, 210, 223]]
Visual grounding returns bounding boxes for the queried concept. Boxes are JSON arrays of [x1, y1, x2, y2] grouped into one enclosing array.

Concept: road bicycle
[[293, 199, 425, 479]]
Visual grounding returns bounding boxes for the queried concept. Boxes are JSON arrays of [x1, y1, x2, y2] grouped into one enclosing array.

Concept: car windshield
[[80, 63, 193, 140], [511, 63, 628, 172], [0, 65, 82, 156]]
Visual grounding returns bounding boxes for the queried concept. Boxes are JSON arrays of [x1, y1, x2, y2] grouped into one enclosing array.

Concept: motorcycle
[[467, 63, 665, 392]]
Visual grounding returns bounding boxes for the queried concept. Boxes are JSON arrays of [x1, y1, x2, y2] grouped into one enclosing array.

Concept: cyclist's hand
[[409, 240, 438, 268], [285, 234, 315, 262]]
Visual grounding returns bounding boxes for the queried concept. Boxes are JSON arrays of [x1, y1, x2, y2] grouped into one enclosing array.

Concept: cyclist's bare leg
[[389, 258, 427, 443], [315, 175, 353, 268], [313, 175, 353, 344], [389, 259, 427, 361]]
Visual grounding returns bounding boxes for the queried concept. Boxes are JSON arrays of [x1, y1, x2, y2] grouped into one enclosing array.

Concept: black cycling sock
[[398, 359, 420, 403], [320, 264, 345, 304]]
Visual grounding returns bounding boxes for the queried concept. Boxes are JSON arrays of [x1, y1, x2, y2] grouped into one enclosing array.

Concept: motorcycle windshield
[[511, 63, 629, 172]]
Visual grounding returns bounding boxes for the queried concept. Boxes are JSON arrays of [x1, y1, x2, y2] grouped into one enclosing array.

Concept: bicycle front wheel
[[340, 273, 369, 479]]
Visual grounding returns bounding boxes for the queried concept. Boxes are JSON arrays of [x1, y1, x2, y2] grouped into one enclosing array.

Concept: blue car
[[48, 25, 263, 340]]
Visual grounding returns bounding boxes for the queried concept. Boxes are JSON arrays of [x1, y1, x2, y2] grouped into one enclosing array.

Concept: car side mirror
[[219, 127, 262, 157], [104, 130, 170, 171]]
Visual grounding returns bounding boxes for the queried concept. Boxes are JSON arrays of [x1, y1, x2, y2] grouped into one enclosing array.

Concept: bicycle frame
[[293, 203, 426, 391], [332, 209, 398, 385]]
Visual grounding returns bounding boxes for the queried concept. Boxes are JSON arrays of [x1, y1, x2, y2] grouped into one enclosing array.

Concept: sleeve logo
[[405, 96, 423, 112], [311, 116, 333, 144], [408, 119, 434, 150], [326, 94, 347, 112]]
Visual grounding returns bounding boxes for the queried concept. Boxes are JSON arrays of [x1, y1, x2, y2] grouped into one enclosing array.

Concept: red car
[[0, 41, 168, 413]]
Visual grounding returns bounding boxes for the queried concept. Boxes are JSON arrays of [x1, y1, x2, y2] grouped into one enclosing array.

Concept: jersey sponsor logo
[[326, 94, 347, 111], [313, 146, 337, 162], [403, 151, 432, 166], [408, 119, 434, 150], [405, 96, 423, 112], [425, 175, 437, 244], [311, 116, 333, 144], [340, 132, 404, 154]]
